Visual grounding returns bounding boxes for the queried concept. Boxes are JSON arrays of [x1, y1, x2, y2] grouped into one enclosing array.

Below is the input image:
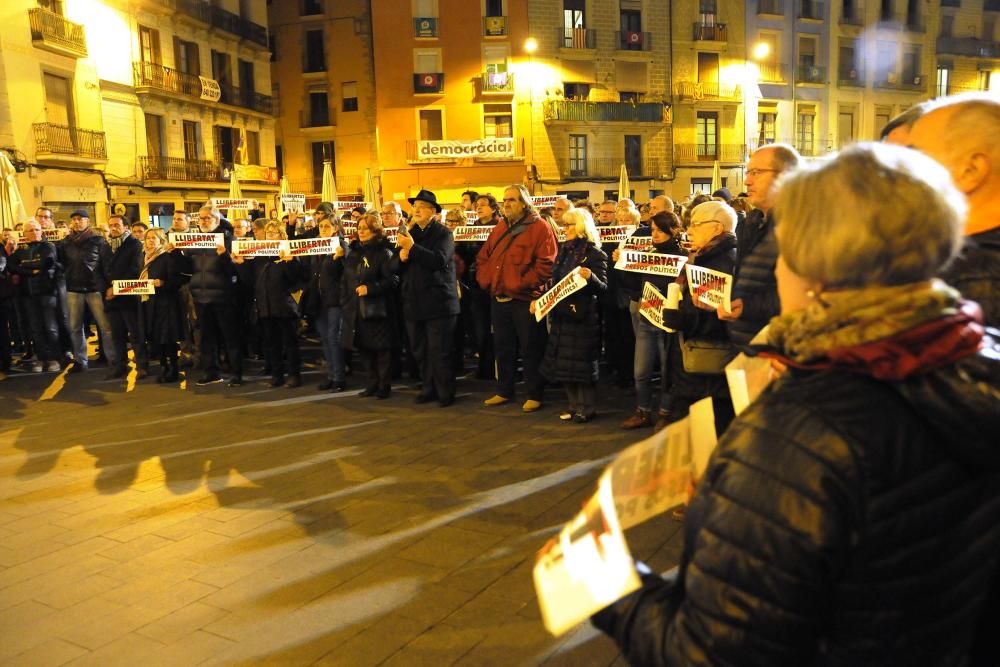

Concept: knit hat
[[711, 187, 733, 202]]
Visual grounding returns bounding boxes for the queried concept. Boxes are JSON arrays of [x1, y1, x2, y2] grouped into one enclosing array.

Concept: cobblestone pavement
[[0, 347, 684, 666]]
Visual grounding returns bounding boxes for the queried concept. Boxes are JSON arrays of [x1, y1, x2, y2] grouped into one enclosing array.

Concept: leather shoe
[[227, 375, 244, 387], [483, 394, 510, 407], [438, 395, 454, 408], [317, 379, 334, 391], [376, 388, 391, 399], [573, 412, 596, 424], [333, 381, 347, 392], [621, 409, 653, 429], [285, 375, 302, 388], [269, 376, 285, 388], [414, 392, 437, 404], [522, 399, 542, 413]]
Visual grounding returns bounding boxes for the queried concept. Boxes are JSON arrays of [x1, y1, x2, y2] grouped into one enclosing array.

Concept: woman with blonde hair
[[535, 208, 607, 422], [594, 142, 999, 666], [139, 227, 188, 383]]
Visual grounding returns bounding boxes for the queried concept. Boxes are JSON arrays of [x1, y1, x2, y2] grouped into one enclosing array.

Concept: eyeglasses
[[198, 216, 214, 221], [746, 168, 779, 177], [689, 219, 721, 229]]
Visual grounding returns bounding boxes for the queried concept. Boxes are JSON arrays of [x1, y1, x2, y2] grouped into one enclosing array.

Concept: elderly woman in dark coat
[[341, 212, 400, 399], [139, 228, 188, 383], [535, 208, 607, 423], [301, 216, 348, 392], [593, 143, 999, 667]]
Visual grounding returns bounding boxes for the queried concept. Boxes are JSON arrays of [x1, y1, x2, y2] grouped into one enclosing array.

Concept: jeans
[[22, 295, 60, 362], [66, 291, 117, 365], [492, 298, 547, 401], [316, 306, 345, 382], [630, 300, 667, 413]]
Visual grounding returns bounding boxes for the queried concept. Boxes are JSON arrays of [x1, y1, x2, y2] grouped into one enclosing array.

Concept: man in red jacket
[[476, 185, 557, 411]]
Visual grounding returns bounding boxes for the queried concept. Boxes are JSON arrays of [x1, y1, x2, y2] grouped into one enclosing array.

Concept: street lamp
[[524, 37, 538, 54]]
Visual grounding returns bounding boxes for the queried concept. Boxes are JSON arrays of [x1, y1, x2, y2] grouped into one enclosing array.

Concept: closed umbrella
[[0, 153, 27, 229], [227, 168, 248, 223], [711, 159, 722, 195], [363, 168, 380, 211], [276, 175, 290, 220], [321, 161, 337, 206], [618, 163, 630, 201]]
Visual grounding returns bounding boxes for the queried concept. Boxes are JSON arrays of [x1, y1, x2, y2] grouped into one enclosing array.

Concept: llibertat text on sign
[[534, 267, 588, 322], [168, 232, 223, 249], [232, 240, 283, 257], [614, 251, 688, 277], [686, 264, 732, 311], [112, 279, 156, 296], [598, 225, 637, 243], [452, 225, 494, 242], [639, 282, 673, 332]]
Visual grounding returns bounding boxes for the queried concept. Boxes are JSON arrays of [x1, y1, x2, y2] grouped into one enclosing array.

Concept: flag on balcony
[[419, 73, 441, 90], [321, 161, 338, 205], [0, 153, 27, 229], [572, 27, 587, 49]]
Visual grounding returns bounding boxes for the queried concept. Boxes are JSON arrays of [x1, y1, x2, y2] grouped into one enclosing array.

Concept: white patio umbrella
[[711, 159, 722, 195], [321, 161, 337, 205], [618, 163, 630, 201], [363, 167, 380, 211], [0, 153, 27, 230]]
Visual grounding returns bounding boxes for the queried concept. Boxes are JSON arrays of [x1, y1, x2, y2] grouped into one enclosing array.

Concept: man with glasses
[[718, 144, 801, 345]]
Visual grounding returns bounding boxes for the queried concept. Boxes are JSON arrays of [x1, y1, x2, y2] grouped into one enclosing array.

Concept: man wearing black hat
[[394, 189, 461, 407], [58, 209, 118, 374]]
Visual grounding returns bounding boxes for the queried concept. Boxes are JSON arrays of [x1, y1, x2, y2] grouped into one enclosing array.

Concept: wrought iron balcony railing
[[798, 1, 824, 20], [559, 27, 596, 49], [758, 0, 784, 15], [28, 8, 87, 57], [936, 36, 1000, 58], [140, 156, 221, 182], [674, 143, 745, 163], [133, 61, 273, 114], [553, 158, 666, 180], [482, 16, 507, 36], [176, 0, 210, 22], [837, 68, 866, 86], [33, 123, 106, 160], [300, 108, 335, 128], [543, 100, 669, 123], [840, 6, 864, 25], [481, 71, 514, 94], [674, 81, 740, 101], [797, 65, 827, 84], [693, 23, 728, 41], [757, 63, 787, 82]]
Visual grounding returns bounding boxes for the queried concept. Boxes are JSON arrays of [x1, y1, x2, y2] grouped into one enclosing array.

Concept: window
[[837, 109, 855, 148], [269, 34, 277, 62], [696, 111, 718, 159], [144, 113, 163, 157], [309, 91, 330, 125], [303, 29, 325, 72], [138, 25, 161, 64], [563, 82, 590, 99], [880, 0, 893, 21], [978, 70, 991, 91], [419, 109, 444, 140], [43, 73, 73, 127], [936, 66, 950, 97], [485, 0, 504, 16], [758, 111, 776, 145], [311, 141, 334, 193], [940, 14, 954, 37], [798, 36, 817, 69], [624, 135, 641, 175], [690, 178, 713, 196], [275, 145, 283, 177], [758, 33, 779, 68], [215, 126, 237, 163], [839, 40, 860, 80], [620, 9, 642, 50], [38, 0, 64, 14], [301, 0, 323, 15], [901, 46, 920, 83], [415, 49, 442, 73], [563, 0, 585, 46], [797, 107, 815, 155], [239, 59, 255, 106], [906, 0, 920, 25], [874, 108, 891, 138], [342, 81, 358, 112], [182, 120, 200, 160], [620, 91, 640, 102], [984, 17, 996, 41], [212, 50, 232, 103], [697, 52, 720, 85], [246, 130, 260, 164], [174, 39, 200, 76], [483, 103, 512, 138], [483, 45, 508, 74], [569, 134, 587, 177], [876, 41, 895, 82]]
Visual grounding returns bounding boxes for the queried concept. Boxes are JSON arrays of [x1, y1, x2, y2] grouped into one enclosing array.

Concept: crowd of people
[[0, 92, 998, 663]]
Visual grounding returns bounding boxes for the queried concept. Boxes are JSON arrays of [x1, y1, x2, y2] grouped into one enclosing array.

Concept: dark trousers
[[260, 317, 300, 379], [492, 299, 546, 401], [564, 381, 597, 415], [0, 298, 11, 370], [467, 288, 495, 378], [363, 348, 391, 392], [406, 315, 457, 401], [195, 302, 243, 376], [22, 295, 60, 362], [603, 302, 635, 382], [108, 304, 148, 369]]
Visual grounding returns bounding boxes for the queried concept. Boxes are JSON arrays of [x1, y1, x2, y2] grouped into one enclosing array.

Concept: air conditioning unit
[[625, 31, 643, 45]]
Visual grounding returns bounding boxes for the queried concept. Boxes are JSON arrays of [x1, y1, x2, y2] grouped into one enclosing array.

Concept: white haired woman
[[593, 143, 999, 665], [534, 209, 607, 422]]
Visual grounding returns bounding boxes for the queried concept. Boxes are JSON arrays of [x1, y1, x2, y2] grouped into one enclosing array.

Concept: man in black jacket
[[175, 206, 243, 386], [58, 210, 117, 374], [9, 220, 62, 373], [394, 189, 461, 407], [103, 215, 147, 379]]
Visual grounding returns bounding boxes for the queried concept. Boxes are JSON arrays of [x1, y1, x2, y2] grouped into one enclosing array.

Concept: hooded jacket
[[594, 329, 1000, 667]]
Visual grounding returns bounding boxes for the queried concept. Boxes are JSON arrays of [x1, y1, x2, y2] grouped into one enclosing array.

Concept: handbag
[[678, 332, 734, 374], [359, 296, 387, 320]]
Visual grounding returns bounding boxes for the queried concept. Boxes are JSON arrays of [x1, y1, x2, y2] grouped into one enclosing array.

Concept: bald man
[[908, 93, 1000, 326]]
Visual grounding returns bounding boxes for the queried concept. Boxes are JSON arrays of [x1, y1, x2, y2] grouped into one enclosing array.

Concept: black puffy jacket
[[249, 256, 305, 320], [594, 331, 1000, 667], [10, 241, 59, 297], [300, 240, 347, 316], [58, 230, 111, 293], [179, 232, 236, 304]]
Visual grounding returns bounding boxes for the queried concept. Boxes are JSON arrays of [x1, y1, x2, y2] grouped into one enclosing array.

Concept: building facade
[[0, 0, 277, 226]]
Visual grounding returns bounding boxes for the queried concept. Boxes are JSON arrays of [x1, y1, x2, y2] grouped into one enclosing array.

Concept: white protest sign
[[615, 251, 688, 277], [618, 236, 655, 253], [530, 195, 560, 207], [280, 194, 306, 213], [598, 225, 636, 244], [688, 396, 718, 479], [343, 223, 358, 237], [452, 225, 494, 242], [533, 473, 641, 637], [686, 264, 733, 311], [232, 239, 282, 257], [168, 232, 223, 249], [534, 267, 588, 322], [334, 201, 370, 212], [211, 198, 257, 210], [464, 210, 479, 223], [638, 282, 673, 333], [725, 352, 774, 417], [43, 229, 68, 241], [384, 226, 398, 243], [112, 279, 155, 296], [286, 236, 339, 256], [199, 76, 221, 102]]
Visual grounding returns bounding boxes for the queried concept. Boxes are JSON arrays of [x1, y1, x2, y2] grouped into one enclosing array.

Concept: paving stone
[[0, 637, 89, 667]]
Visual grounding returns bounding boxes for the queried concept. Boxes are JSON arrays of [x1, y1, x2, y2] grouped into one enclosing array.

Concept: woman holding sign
[[592, 143, 999, 667], [139, 228, 187, 383], [535, 209, 607, 423], [301, 217, 348, 392]]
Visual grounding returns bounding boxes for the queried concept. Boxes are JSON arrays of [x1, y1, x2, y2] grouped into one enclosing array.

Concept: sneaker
[[195, 374, 223, 386], [45, 361, 61, 373], [483, 394, 510, 407], [522, 399, 542, 413], [29, 362, 43, 373], [621, 409, 653, 430]]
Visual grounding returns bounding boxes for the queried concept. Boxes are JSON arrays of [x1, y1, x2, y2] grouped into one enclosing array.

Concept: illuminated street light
[[524, 37, 538, 54], [752, 42, 770, 61]]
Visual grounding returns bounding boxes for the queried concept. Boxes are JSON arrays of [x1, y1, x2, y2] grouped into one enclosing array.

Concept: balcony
[[286, 175, 363, 196], [874, 71, 927, 91], [300, 108, 335, 129], [840, 6, 864, 25], [674, 81, 740, 102], [33, 123, 106, 165], [28, 8, 87, 58], [904, 15, 925, 32], [176, 0, 210, 23], [798, 1, 824, 20], [558, 27, 596, 49], [133, 61, 274, 115], [693, 23, 728, 42], [414, 17, 438, 38], [543, 100, 670, 124], [139, 156, 222, 183], [796, 65, 827, 84], [480, 71, 514, 94], [837, 68, 866, 87], [674, 144, 745, 164], [987, 0, 1000, 11], [758, 0, 784, 16], [937, 36, 1000, 58], [224, 162, 279, 185], [757, 63, 787, 83], [553, 158, 666, 181], [404, 138, 525, 164], [413, 73, 444, 94], [615, 31, 652, 51], [483, 16, 507, 37]]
